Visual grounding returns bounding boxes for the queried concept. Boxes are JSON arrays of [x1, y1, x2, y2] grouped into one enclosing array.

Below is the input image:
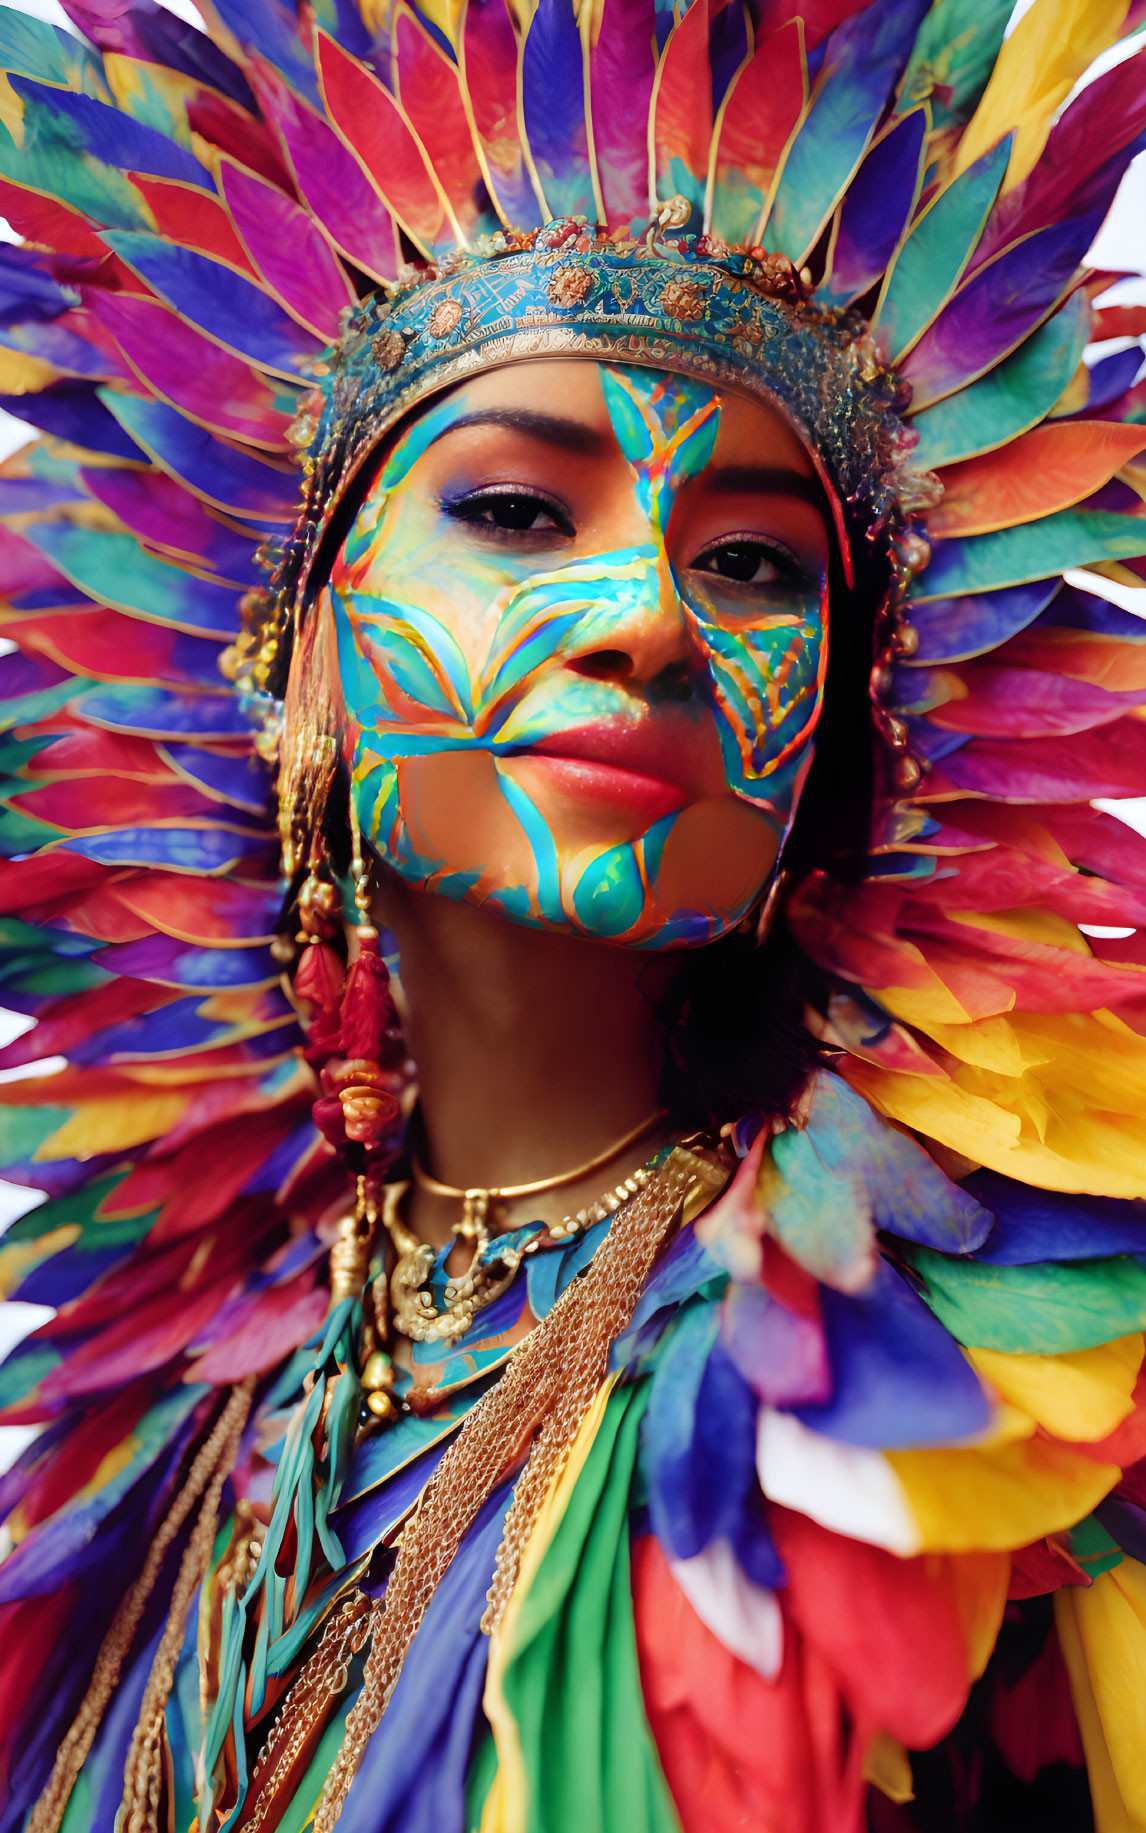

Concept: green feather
[[0, 8, 108, 100], [0, 104, 149, 231], [874, 137, 1011, 364], [904, 1245, 1146, 1353], [897, 0, 1014, 134]]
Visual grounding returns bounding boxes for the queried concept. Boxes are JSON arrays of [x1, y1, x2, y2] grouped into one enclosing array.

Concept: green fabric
[[1069, 1514, 1124, 1579], [467, 1380, 681, 1833], [876, 137, 1011, 364], [910, 290, 1088, 468], [905, 1244, 1146, 1353]]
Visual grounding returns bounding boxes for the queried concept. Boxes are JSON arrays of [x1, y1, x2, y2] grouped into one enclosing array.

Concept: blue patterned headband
[[244, 218, 936, 694]]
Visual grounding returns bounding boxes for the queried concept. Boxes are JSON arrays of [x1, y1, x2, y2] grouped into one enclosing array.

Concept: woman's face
[[325, 359, 830, 947]]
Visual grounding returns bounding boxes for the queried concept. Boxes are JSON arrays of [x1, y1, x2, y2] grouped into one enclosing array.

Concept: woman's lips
[[505, 720, 704, 821]]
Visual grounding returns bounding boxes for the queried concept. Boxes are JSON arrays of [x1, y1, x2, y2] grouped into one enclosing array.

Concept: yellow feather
[[968, 1337, 1144, 1442], [849, 1006, 1146, 1197], [0, 349, 59, 394], [954, 0, 1130, 190], [36, 1090, 191, 1159], [862, 1731, 914, 1805], [888, 1433, 1118, 1552], [1057, 1560, 1146, 1830], [0, 1224, 80, 1299]]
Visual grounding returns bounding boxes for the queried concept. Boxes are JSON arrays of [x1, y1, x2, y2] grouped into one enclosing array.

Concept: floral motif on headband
[[252, 214, 939, 703]]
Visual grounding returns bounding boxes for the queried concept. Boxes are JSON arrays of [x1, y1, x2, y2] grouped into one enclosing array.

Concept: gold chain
[[29, 1381, 254, 1833], [313, 1140, 727, 1831], [380, 1155, 658, 1345]]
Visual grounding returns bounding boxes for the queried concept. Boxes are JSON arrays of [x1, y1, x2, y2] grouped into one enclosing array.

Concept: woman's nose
[[564, 547, 699, 697]]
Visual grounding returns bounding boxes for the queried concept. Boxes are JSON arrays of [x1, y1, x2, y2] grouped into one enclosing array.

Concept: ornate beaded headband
[[231, 210, 938, 700]]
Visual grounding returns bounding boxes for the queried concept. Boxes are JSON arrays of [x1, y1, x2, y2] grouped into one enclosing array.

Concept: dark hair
[[659, 538, 882, 1131], [302, 378, 887, 1137]]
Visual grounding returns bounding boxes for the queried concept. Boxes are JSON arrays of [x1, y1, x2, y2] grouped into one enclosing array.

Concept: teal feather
[[0, 8, 108, 100], [874, 136, 1011, 365], [911, 508, 1146, 602], [896, 0, 1014, 135], [0, 111, 152, 232], [20, 525, 241, 639], [765, 0, 928, 265], [909, 290, 1089, 468], [905, 1243, 1146, 1354]]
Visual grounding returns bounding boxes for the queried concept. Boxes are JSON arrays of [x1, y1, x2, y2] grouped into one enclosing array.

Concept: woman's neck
[[374, 876, 680, 1247]]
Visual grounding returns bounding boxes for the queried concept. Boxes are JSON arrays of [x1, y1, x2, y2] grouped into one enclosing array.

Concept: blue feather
[[792, 1259, 992, 1449], [99, 393, 296, 522], [103, 235, 323, 378]]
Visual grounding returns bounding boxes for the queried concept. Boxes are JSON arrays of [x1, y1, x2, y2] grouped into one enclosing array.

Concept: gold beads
[[361, 1347, 398, 1423]]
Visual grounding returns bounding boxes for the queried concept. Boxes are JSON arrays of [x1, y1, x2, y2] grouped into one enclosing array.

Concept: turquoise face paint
[[323, 362, 828, 947]]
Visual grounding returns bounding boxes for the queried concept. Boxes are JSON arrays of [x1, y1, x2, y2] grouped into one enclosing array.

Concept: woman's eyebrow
[[429, 408, 608, 453], [703, 464, 826, 511]]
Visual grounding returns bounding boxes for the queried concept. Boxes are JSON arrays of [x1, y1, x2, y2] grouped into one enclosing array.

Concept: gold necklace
[[380, 1108, 669, 1346], [410, 1107, 668, 1238]]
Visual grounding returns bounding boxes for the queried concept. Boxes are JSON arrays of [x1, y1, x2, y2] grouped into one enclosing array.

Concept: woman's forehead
[[416, 359, 818, 481]]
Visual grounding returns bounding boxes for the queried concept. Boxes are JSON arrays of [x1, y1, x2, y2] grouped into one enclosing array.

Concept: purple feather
[[588, 0, 658, 230], [220, 161, 357, 343], [765, 0, 928, 264], [63, 827, 272, 871], [908, 579, 1060, 664], [9, 75, 212, 189], [250, 62, 401, 285], [58, 0, 255, 108], [820, 107, 926, 307], [79, 684, 252, 737], [522, 0, 596, 220], [99, 394, 297, 523], [92, 935, 278, 990], [723, 1282, 831, 1409], [792, 1260, 991, 1450], [971, 51, 1146, 274], [709, 0, 749, 114], [0, 384, 142, 461], [90, 290, 297, 449], [208, 0, 322, 107], [1036, 583, 1146, 640], [968, 1173, 1146, 1265], [162, 745, 272, 816], [902, 222, 1095, 412], [81, 469, 263, 587], [102, 235, 323, 378], [1070, 346, 1145, 416]]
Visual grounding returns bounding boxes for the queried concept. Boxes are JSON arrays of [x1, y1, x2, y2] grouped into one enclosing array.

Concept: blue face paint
[[324, 361, 828, 947]]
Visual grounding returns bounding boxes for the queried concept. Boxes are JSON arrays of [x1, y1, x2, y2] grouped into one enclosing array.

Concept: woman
[[2, 0, 1146, 1827]]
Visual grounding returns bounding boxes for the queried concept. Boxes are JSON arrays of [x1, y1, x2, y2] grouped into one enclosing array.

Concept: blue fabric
[[338, 1488, 511, 1833]]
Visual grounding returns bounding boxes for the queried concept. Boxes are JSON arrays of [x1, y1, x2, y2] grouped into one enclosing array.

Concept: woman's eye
[[442, 489, 573, 538], [691, 541, 791, 587]]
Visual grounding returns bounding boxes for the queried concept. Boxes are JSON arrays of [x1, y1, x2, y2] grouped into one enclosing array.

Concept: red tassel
[[337, 930, 401, 1066], [294, 941, 344, 1066], [303, 928, 404, 1166]]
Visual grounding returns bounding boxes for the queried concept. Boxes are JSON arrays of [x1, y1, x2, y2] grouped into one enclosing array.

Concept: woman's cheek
[[688, 592, 827, 811]]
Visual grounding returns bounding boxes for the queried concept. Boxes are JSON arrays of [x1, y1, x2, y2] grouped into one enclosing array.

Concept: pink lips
[[517, 719, 700, 820]]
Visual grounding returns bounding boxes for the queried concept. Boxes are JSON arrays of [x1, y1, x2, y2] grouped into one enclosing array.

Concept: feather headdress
[[2, 0, 1146, 1825]]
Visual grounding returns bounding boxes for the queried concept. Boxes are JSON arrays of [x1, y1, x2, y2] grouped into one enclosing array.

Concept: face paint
[[323, 360, 828, 947]]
